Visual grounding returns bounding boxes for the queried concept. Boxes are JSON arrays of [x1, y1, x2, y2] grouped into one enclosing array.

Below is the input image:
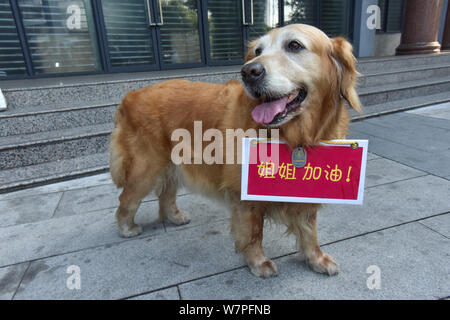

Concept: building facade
[[0, 0, 447, 79]]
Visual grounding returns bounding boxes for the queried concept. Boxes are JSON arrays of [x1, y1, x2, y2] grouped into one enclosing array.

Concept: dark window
[[102, 0, 157, 68], [283, 0, 353, 38], [207, 0, 245, 61], [284, 0, 318, 27], [249, 0, 280, 39], [18, 0, 101, 74], [0, 1, 27, 77], [378, 0, 405, 33], [321, 0, 352, 38]]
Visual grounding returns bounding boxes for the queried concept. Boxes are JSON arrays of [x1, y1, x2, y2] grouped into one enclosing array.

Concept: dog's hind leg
[[290, 210, 338, 276], [231, 204, 277, 278], [115, 160, 159, 238], [157, 165, 191, 226]]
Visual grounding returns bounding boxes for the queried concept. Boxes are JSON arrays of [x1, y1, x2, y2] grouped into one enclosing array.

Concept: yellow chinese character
[[257, 162, 276, 179], [279, 163, 296, 180], [302, 163, 313, 181], [329, 165, 343, 182], [312, 167, 322, 180], [324, 165, 331, 181]]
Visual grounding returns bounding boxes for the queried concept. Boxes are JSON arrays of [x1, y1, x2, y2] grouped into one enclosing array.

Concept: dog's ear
[[245, 40, 258, 62], [331, 37, 361, 113]]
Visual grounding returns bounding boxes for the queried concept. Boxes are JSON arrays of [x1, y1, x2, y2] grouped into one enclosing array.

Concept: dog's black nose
[[241, 62, 265, 83]]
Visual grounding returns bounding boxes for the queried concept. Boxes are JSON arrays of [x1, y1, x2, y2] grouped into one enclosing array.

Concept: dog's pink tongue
[[252, 97, 288, 124]]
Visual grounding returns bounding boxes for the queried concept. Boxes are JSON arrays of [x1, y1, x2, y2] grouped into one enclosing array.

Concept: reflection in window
[[321, 0, 351, 38], [0, 2, 27, 76], [249, 0, 279, 40], [18, 0, 100, 74], [284, 0, 318, 26], [159, 0, 201, 64], [208, 0, 244, 61], [102, 0, 156, 68], [379, 0, 404, 33], [284, 0, 352, 38]]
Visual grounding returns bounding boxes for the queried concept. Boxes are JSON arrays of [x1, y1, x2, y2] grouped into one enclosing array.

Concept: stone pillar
[[442, 3, 450, 50], [396, 0, 444, 55]]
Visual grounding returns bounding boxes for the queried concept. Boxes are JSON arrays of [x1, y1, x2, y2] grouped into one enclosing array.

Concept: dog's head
[[242, 24, 360, 134]]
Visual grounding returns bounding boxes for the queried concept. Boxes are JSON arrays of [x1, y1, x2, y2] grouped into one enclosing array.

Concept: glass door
[[205, 0, 245, 64], [156, 0, 203, 67], [283, 0, 353, 38], [249, 0, 280, 39], [100, 0, 203, 71], [100, 0, 159, 70], [0, 1, 27, 77], [17, 0, 101, 75], [204, 0, 279, 65]]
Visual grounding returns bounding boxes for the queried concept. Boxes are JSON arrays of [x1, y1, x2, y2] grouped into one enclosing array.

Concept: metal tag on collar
[[292, 146, 307, 168]]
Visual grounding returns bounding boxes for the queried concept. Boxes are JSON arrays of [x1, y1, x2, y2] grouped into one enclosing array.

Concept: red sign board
[[241, 139, 368, 205]]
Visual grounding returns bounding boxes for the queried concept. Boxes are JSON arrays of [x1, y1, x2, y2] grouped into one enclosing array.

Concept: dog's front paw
[[119, 224, 143, 238], [166, 210, 191, 226], [249, 259, 278, 278], [307, 253, 339, 276]]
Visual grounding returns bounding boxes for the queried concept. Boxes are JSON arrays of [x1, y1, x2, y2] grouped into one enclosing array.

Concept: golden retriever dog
[[109, 24, 360, 278]]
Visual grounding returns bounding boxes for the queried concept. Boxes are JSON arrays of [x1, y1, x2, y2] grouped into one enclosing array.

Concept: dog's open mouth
[[251, 88, 308, 126]]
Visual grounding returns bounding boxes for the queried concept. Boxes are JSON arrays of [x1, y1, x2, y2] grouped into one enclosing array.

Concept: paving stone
[[351, 117, 450, 153], [128, 287, 180, 300], [9, 176, 450, 296], [163, 194, 231, 232], [9, 174, 450, 300], [348, 129, 450, 178], [407, 102, 450, 121], [179, 223, 450, 300], [0, 193, 234, 268], [53, 183, 190, 218], [0, 192, 62, 227], [364, 158, 425, 188], [53, 184, 122, 218], [369, 111, 450, 131], [419, 214, 450, 238], [0, 203, 164, 267], [11, 217, 297, 300], [0, 263, 29, 300], [12, 220, 243, 300], [367, 153, 381, 161], [0, 173, 113, 201], [317, 175, 450, 244]]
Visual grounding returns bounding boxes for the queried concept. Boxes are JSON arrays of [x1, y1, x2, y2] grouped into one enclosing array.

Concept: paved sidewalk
[[0, 104, 449, 300]]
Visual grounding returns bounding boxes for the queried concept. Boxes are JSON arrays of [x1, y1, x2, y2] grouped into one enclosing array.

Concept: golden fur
[[109, 24, 361, 278]]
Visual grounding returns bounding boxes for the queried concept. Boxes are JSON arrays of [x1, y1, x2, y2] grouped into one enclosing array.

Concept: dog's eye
[[255, 47, 263, 56], [287, 41, 304, 52]]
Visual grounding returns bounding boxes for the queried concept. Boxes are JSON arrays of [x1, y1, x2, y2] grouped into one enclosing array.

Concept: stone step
[[2, 53, 449, 111], [0, 102, 116, 137], [1, 68, 242, 110], [0, 123, 112, 171], [356, 53, 450, 74], [0, 152, 109, 194], [359, 64, 450, 88], [348, 91, 450, 119], [1, 91, 450, 194], [359, 75, 450, 106], [2, 71, 450, 136]]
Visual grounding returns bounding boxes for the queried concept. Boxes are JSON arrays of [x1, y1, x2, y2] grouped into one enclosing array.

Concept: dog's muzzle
[[241, 62, 266, 85]]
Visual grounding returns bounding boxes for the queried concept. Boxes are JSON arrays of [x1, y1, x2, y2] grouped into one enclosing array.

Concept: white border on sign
[[241, 138, 369, 205]]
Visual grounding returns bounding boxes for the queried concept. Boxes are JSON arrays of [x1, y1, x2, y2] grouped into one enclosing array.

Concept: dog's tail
[[109, 103, 126, 188]]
